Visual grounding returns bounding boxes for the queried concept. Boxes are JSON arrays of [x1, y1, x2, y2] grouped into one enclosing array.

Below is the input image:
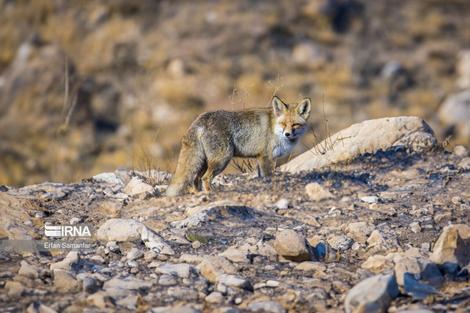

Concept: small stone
[[253, 282, 266, 289], [344, 274, 399, 313], [294, 261, 326, 272], [192, 241, 202, 249], [454, 145, 468, 157], [305, 183, 334, 201], [198, 256, 237, 283], [123, 177, 154, 196], [205, 291, 224, 304], [83, 277, 100, 294], [70, 217, 81, 225], [5, 281, 24, 297], [126, 247, 144, 261], [345, 222, 375, 244], [458, 157, 470, 170], [273, 229, 310, 262], [18, 260, 39, 279], [93, 172, 123, 185], [50, 251, 79, 271], [327, 234, 353, 251], [361, 255, 393, 273], [248, 300, 286, 313], [360, 196, 379, 204], [158, 274, 177, 286], [451, 196, 462, 205], [144, 250, 158, 262], [218, 274, 253, 291], [53, 269, 81, 292], [106, 241, 120, 253], [103, 276, 152, 291], [410, 222, 421, 234], [421, 243, 431, 252], [156, 263, 196, 279], [367, 230, 387, 249], [179, 254, 204, 264], [87, 292, 109, 309], [266, 280, 280, 287], [220, 246, 250, 263], [275, 198, 289, 210]]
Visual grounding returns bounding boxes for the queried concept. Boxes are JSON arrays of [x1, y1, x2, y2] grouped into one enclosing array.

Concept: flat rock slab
[[281, 116, 436, 173]]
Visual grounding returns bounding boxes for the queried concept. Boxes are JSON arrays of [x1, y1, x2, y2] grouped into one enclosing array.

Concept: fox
[[165, 96, 311, 196]]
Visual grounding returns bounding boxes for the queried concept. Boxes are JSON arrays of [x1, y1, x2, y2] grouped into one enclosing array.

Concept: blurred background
[[0, 0, 469, 186]]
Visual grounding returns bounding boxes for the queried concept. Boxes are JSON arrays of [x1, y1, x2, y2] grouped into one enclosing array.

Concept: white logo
[[44, 225, 92, 237]]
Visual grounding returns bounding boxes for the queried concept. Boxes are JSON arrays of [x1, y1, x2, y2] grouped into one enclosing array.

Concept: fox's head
[[272, 96, 311, 141]]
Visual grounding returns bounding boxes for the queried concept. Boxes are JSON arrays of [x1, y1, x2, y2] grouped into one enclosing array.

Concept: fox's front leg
[[257, 155, 274, 177]]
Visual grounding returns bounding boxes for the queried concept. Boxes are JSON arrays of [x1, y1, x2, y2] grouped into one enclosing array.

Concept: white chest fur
[[272, 136, 296, 158]]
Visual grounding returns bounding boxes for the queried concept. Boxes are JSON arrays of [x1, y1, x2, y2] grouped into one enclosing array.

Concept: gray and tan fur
[[166, 96, 311, 196]]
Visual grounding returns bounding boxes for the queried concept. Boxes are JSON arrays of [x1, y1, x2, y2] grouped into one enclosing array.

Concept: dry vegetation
[[0, 0, 469, 186]]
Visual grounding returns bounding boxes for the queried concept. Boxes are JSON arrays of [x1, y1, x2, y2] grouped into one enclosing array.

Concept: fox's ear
[[272, 96, 288, 116], [296, 98, 311, 120]]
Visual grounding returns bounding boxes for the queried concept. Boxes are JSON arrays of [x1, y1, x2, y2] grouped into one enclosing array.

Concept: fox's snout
[[283, 128, 293, 138], [281, 124, 304, 139]]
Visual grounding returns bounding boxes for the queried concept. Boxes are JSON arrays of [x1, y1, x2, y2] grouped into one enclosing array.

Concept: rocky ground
[[0, 118, 469, 313]]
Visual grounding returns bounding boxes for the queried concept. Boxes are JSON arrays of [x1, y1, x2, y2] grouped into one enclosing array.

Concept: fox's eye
[[293, 123, 301, 128]]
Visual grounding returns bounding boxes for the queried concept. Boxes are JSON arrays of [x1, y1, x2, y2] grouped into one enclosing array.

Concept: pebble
[[275, 198, 290, 210], [248, 300, 286, 313], [83, 277, 100, 294], [305, 183, 334, 201], [360, 195, 379, 204], [126, 247, 144, 261], [158, 274, 177, 286], [18, 260, 39, 279], [410, 222, 421, 234], [273, 229, 310, 262], [205, 291, 224, 304]]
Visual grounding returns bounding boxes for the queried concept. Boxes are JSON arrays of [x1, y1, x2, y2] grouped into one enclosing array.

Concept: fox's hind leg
[[193, 162, 207, 192], [202, 156, 231, 192], [200, 131, 233, 192]]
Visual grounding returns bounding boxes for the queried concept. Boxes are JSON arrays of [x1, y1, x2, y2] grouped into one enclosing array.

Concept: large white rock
[[345, 274, 399, 313], [96, 218, 174, 255], [281, 117, 436, 173]]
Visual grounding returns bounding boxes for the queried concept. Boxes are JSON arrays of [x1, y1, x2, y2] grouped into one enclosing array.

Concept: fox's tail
[[166, 137, 205, 197]]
